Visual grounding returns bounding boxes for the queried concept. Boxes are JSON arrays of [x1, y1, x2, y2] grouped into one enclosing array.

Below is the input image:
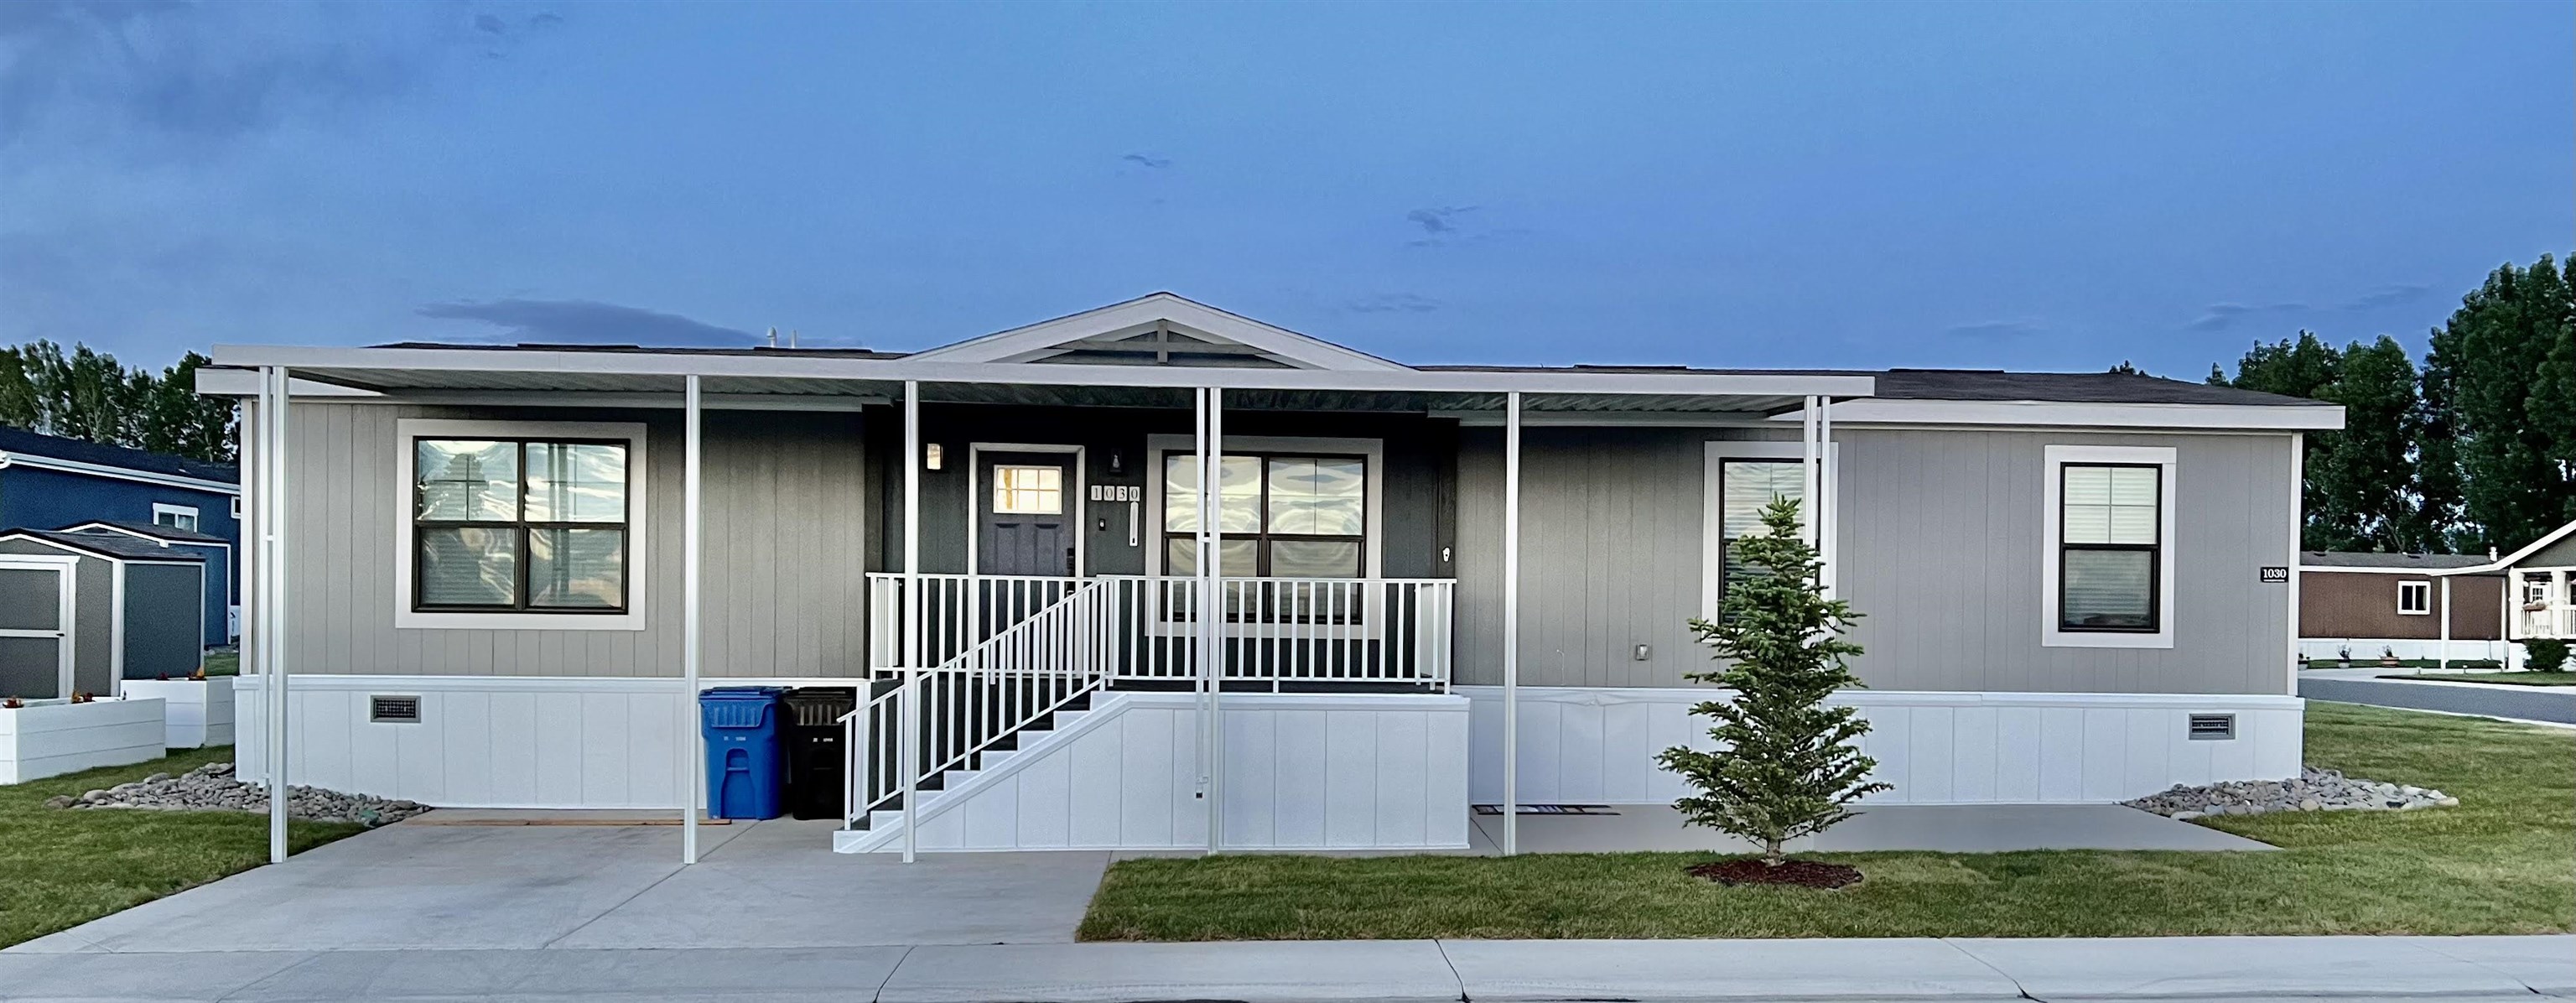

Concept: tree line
[[0, 342, 237, 464], [2210, 253, 2575, 555]]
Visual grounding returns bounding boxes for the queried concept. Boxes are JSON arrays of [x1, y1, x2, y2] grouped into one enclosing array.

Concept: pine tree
[[1657, 498, 1888, 865]]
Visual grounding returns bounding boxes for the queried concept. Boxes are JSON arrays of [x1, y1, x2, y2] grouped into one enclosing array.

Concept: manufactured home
[[204, 294, 2341, 855]]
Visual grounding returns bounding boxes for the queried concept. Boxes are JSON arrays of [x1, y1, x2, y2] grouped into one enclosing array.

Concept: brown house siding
[[2299, 570, 2503, 641]]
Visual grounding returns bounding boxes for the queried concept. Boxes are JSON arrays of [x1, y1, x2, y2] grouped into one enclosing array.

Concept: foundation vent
[[2187, 713, 2236, 741], [370, 695, 422, 724]]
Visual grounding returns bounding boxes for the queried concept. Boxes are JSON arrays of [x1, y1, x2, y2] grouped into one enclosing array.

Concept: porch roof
[[200, 342, 1873, 415]]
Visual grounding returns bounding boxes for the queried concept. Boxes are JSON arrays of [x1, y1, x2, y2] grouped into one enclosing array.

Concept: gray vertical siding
[[2521, 533, 2576, 568], [268, 403, 867, 678], [1456, 425, 2298, 696], [122, 561, 206, 678]]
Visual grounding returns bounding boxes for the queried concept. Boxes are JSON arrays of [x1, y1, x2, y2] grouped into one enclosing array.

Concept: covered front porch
[[212, 294, 1870, 862]]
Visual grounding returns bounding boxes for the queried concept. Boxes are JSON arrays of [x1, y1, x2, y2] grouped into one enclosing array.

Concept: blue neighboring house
[[0, 427, 239, 647]]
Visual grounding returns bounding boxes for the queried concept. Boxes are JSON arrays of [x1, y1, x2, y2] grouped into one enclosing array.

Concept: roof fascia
[[2487, 519, 2576, 571], [205, 347, 1878, 399], [904, 294, 1410, 372], [1771, 398, 2345, 431], [0, 451, 240, 495]]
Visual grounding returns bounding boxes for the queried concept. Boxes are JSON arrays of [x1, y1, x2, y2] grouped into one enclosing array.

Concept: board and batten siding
[[250, 403, 868, 678], [1457, 426, 2298, 695]]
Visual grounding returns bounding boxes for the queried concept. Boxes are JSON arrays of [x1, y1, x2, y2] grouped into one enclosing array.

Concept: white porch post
[[262, 365, 290, 865], [2438, 575, 2452, 671], [682, 375, 703, 863], [901, 380, 922, 863], [1501, 389, 1522, 856], [1817, 394, 1835, 595], [1192, 387, 1211, 839], [1801, 395, 1820, 550], [1196, 387, 1227, 853]]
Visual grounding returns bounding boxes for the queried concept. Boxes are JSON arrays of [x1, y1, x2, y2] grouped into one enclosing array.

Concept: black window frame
[[1161, 451, 1369, 579], [412, 436, 633, 615], [2057, 461, 2162, 634], [1714, 457, 1809, 613]]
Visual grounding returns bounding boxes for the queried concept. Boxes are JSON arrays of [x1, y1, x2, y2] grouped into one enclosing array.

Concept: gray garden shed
[[0, 528, 206, 699]]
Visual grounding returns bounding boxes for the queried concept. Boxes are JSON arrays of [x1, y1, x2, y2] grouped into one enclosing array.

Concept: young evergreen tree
[[1657, 498, 1887, 866]]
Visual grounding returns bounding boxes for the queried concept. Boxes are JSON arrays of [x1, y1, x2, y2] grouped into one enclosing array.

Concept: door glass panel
[[992, 465, 1064, 515]]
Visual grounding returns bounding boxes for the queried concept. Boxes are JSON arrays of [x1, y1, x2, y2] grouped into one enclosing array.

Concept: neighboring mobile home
[[204, 294, 2342, 855], [0, 427, 240, 647], [2298, 552, 2507, 665]]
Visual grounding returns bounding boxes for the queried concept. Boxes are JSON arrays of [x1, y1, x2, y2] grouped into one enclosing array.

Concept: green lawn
[[200, 649, 239, 677], [0, 746, 366, 948], [2382, 671, 2576, 687], [1078, 702, 2574, 940]]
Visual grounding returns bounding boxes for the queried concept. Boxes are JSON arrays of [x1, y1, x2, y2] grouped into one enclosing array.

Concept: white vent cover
[[370, 695, 422, 724], [2187, 714, 2236, 741]]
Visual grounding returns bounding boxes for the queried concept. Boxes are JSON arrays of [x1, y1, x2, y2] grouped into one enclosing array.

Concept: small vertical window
[[2396, 580, 2432, 616], [2059, 464, 2160, 631], [1716, 460, 1806, 611]]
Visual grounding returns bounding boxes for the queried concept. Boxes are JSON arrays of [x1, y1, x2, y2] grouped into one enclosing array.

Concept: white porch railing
[[2518, 603, 2574, 640], [846, 574, 1456, 826]]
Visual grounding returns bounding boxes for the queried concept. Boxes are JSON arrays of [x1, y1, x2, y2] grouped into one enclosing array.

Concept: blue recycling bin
[[700, 686, 786, 819]]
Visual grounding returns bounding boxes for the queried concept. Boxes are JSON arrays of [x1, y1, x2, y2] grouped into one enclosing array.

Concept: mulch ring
[[1686, 857, 1863, 890]]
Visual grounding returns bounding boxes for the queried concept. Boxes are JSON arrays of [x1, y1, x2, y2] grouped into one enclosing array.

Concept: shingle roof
[[0, 427, 237, 485], [1868, 370, 2324, 407], [2301, 551, 2495, 569], [1, 528, 207, 562]]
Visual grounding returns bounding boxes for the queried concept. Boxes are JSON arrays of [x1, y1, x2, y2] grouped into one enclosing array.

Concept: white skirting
[[1458, 686, 2304, 806], [851, 691, 1471, 853], [121, 678, 234, 749], [1, 698, 166, 785], [2298, 638, 2508, 664]]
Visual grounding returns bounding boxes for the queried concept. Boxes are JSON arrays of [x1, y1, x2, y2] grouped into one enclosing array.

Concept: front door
[[0, 557, 75, 699], [979, 452, 1075, 576]]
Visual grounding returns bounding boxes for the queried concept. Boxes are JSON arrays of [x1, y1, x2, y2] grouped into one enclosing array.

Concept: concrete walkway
[[0, 935, 2565, 1000], [2302, 668, 2576, 725]]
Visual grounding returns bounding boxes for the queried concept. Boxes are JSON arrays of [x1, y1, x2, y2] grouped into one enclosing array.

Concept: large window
[[1162, 454, 1365, 578], [1716, 459, 1805, 609], [2057, 463, 2160, 632], [413, 438, 630, 612]]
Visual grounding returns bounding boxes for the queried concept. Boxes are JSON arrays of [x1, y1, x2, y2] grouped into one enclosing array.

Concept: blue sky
[[3, 1, 2568, 376]]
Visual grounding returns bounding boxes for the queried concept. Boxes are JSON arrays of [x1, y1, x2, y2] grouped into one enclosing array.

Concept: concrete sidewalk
[[0, 934, 2565, 1001]]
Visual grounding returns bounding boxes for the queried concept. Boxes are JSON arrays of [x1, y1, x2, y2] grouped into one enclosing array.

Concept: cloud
[[416, 299, 757, 346], [2186, 301, 2308, 332], [0, 3, 553, 158], [1405, 205, 1477, 234], [1345, 293, 1441, 314], [2340, 283, 2431, 311], [1944, 320, 2044, 341], [1120, 153, 1171, 169]]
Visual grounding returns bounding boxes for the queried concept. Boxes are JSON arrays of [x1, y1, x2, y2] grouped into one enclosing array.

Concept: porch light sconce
[[1633, 644, 1652, 662], [1108, 450, 1123, 475], [924, 443, 943, 470]]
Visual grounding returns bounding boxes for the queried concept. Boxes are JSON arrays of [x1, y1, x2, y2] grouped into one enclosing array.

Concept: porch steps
[[834, 693, 1124, 853]]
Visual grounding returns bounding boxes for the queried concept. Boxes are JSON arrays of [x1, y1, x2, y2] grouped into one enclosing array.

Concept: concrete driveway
[[9, 817, 1109, 955]]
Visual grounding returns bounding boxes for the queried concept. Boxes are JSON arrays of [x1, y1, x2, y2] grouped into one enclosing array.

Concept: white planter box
[[0, 698, 167, 785], [120, 678, 235, 749]]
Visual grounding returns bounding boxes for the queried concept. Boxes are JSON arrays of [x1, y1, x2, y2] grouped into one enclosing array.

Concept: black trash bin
[[782, 687, 859, 821]]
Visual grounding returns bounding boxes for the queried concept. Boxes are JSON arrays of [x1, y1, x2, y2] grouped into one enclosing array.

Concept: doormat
[[1473, 804, 1619, 816]]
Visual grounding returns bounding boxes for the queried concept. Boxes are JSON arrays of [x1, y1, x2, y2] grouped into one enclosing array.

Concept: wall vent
[[370, 695, 422, 724], [2187, 714, 2236, 741]]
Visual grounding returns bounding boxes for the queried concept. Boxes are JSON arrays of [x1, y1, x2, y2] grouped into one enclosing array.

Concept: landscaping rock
[[58, 762, 428, 826], [2123, 766, 2454, 819]]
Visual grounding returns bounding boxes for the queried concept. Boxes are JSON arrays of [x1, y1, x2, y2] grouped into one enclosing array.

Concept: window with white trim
[[2042, 444, 2176, 648], [1161, 453, 1366, 578], [2396, 579, 2432, 616], [413, 438, 630, 612], [1715, 459, 1805, 616], [153, 503, 200, 533]]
